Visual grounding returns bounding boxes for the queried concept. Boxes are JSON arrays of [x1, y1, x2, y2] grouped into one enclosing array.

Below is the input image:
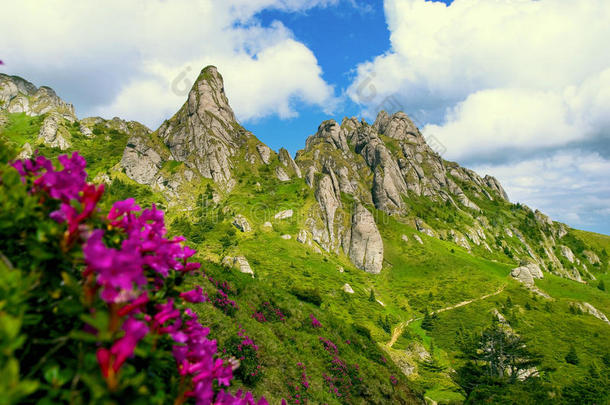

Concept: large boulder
[[511, 263, 544, 287]]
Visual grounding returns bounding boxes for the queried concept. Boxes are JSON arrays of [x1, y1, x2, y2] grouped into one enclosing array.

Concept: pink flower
[[110, 317, 149, 372], [180, 286, 208, 303]]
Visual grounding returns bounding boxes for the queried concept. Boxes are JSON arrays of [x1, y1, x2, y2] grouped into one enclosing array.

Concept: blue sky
[[1, 0, 609, 234], [245, 1, 390, 153]]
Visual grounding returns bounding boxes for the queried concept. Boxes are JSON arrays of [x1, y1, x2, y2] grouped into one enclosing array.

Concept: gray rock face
[[256, 144, 272, 164], [296, 230, 308, 244], [38, 114, 71, 150], [415, 218, 436, 238], [583, 250, 601, 265], [121, 135, 164, 185], [348, 203, 384, 274], [577, 302, 610, 324], [278, 148, 302, 178], [373, 111, 422, 143], [0, 74, 75, 120], [276, 166, 290, 182], [450, 230, 471, 251], [281, 234, 291, 240], [413, 234, 424, 245], [560, 245, 576, 263], [232, 215, 251, 232], [484, 175, 509, 201], [315, 174, 341, 250]]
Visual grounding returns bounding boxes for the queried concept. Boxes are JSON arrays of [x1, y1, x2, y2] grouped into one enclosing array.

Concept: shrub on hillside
[[290, 286, 322, 306]]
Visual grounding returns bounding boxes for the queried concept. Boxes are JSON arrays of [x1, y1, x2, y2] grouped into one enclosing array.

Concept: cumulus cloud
[[0, 0, 339, 128], [348, 0, 610, 161]]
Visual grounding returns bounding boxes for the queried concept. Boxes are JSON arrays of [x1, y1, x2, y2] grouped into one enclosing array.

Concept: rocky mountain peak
[[373, 110, 422, 143], [186, 66, 237, 140], [0, 74, 75, 120], [146, 66, 250, 190]]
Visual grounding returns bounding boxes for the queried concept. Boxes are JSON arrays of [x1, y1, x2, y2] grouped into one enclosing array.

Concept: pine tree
[[369, 289, 376, 302], [565, 346, 579, 365], [598, 279, 606, 292], [421, 309, 435, 331]]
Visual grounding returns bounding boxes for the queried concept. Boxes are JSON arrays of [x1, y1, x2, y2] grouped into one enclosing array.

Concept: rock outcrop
[[348, 203, 384, 274], [574, 302, 610, 324], [38, 114, 71, 150], [274, 209, 293, 220], [232, 215, 251, 232], [121, 135, 165, 185], [278, 148, 302, 178], [223, 256, 254, 277], [154, 66, 243, 190], [256, 144, 272, 164]]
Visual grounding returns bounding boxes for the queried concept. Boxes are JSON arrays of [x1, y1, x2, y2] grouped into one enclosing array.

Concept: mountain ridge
[[0, 66, 604, 282]]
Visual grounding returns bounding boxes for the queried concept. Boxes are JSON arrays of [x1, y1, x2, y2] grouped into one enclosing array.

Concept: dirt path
[[386, 285, 506, 348]]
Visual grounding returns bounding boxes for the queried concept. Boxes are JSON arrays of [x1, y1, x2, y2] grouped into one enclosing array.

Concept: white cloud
[[473, 151, 610, 234], [348, 0, 610, 161], [0, 0, 338, 128]]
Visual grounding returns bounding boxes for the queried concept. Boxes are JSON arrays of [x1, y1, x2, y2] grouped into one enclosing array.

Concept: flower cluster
[[309, 314, 322, 328], [283, 362, 311, 404], [318, 337, 362, 400], [252, 301, 286, 323], [11, 153, 266, 405], [13, 153, 104, 243], [390, 375, 398, 386], [224, 327, 263, 385], [214, 289, 238, 316]]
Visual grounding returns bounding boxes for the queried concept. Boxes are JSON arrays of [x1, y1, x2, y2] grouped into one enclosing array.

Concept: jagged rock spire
[[154, 66, 246, 189]]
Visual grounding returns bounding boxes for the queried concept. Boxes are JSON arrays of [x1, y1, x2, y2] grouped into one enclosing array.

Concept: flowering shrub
[[319, 337, 363, 400], [252, 301, 287, 323], [390, 375, 398, 385], [284, 362, 311, 404], [224, 327, 263, 385], [0, 153, 266, 404], [214, 289, 239, 316], [309, 314, 322, 328]]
